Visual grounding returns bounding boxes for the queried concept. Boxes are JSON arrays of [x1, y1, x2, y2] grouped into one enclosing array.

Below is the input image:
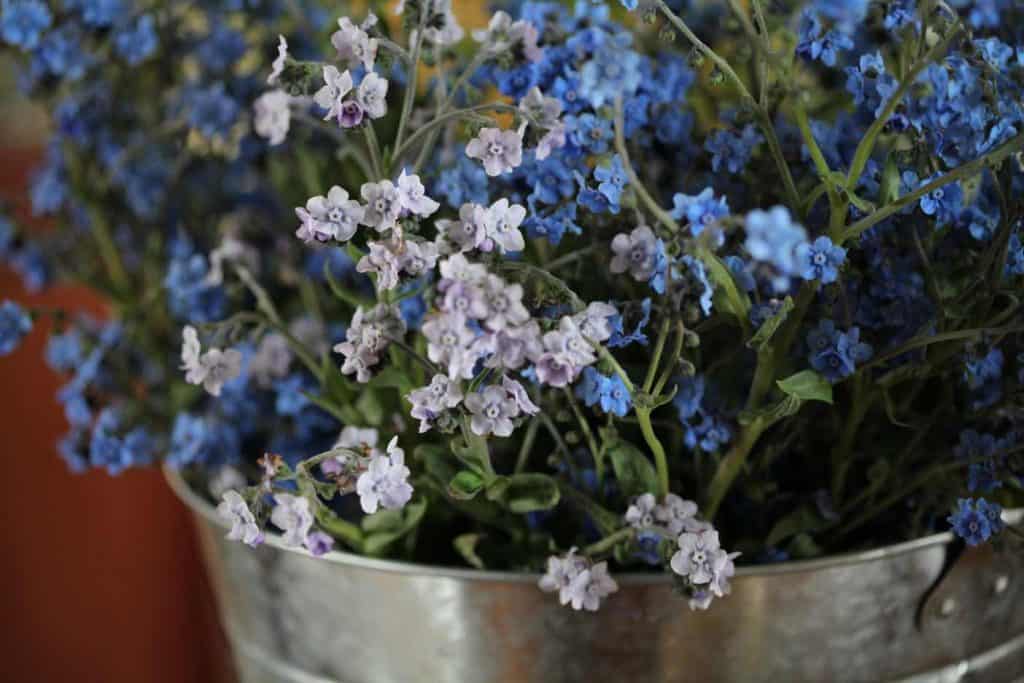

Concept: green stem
[[564, 388, 603, 482], [613, 97, 682, 234], [582, 527, 635, 557], [846, 27, 963, 190], [653, 321, 686, 397], [87, 207, 130, 295], [855, 323, 1024, 374], [363, 124, 384, 179], [637, 408, 670, 499], [644, 319, 672, 394], [830, 377, 870, 504], [839, 131, 1024, 243], [395, 103, 522, 164], [393, 11, 426, 155], [704, 422, 765, 520], [514, 416, 540, 474]]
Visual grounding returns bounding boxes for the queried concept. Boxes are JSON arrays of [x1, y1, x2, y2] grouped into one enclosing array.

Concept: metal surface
[[167, 469, 1024, 683]]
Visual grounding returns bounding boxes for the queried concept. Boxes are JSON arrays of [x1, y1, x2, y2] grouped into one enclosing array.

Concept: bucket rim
[[166, 465, 1002, 585]]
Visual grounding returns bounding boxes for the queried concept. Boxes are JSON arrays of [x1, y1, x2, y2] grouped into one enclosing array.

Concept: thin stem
[[704, 422, 765, 520], [393, 11, 427, 155], [545, 245, 597, 271], [637, 408, 670, 499], [839, 131, 1024, 244], [563, 388, 603, 482], [613, 97, 681, 234], [395, 103, 522, 164], [582, 527, 635, 557], [514, 416, 540, 474], [363, 124, 384, 179], [653, 321, 686, 397], [855, 323, 1024, 374], [644, 319, 672, 394], [87, 207, 130, 295]]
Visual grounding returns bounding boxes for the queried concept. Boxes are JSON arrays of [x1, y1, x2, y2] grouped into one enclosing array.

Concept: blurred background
[[0, 2, 489, 681], [0, 58, 236, 683]]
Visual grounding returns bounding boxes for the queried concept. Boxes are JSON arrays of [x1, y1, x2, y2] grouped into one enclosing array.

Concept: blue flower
[[164, 246, 227, 324], [671, 187, 729, 240], [795, 11, 853, 67], [1006, 231, 1024, 277], [594, 155, 628, 209], [954, 429, 1008, 493], [579, 34, 641, 108], [796, 236, 846, 284], [0, 300, 32, 356], [963, 347, 1003, 409], [45, 329, 83, 372], [0, 0, 52, 50], [114, 14, 158, 66], [70, 0, 125, 28], [883, 0, 918, 32], [705, 124, 762, 175], [812, 0, 868, 29], [618, 0, 638, 9], [167, 413, 240, 468], [744, 206, 809, 286], [185, 84, 240, 140], [575, 367, 632, 417], [524, 203, 581, 245], [608, 298, 651, 348], [434, 152, 489, 208], [35, 24, 89, 80], [495, 63, 537, 100], [567, 113, 612, 155], [948, 498, 1002, 546], [530, 156, 576, 206], [916, 175, 963, 226], [806, 319, 873, 383], [197, 22, 246, 73], [676, 255, 714, 316]]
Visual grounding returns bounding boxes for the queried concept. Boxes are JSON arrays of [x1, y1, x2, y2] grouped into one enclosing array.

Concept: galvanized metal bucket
[[166, 469, 1024, 683]]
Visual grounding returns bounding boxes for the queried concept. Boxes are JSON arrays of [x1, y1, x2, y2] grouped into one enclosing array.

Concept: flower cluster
[[4, 0, 1024, 616]]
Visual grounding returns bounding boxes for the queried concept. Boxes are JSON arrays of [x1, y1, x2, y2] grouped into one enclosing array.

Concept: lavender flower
[[360, 180, 402, 232], [566, 561, 619, 611], [331, 17, 378, 71], [267, 35, 288, 85], [408, 374, 464, 433], [423, 312, 478, 379], [478, 321, 543, 371], [338, 100, 365, 128], [625, 493, 658, 528], [538, 548, 589, 606], [357, 240, 403, 291], [358, 72, 389, 120], [180, 325, 242, 397], [305, 531, 334, 557], [670, 526, 740, 611], [655, 494, 699, 535], [482, 199, 527, 253], [217, 491, 264, 547], [481, 274, 529, 330], [397, 170, 440, 218], [436, 203, 488, 253], [610, 225, 661, 283], [466, 128, 524, 177], [334, 304, 406, 382], [271, 493, 314, 548], [356, 437, 413, 514]]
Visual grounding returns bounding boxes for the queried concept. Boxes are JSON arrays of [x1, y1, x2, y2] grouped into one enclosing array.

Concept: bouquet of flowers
[[3, 0, 1024, 613]]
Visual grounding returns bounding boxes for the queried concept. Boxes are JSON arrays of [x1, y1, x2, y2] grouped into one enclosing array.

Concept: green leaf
[[765, 504, 828, 547], [738, 394, 802, 426], [746, 296, 794, 351], [356, 388, 385, 426], [603, 433, 659, 498], [361, 500, 427, 556], [448, 470, 485, 500], [777, 370, 833, 404], [880, 155, 901, 205], [451, 427, 496, 479], [698, 247, 751, 331], [486, 473, 561, 513], [453, 533, 486, 569]]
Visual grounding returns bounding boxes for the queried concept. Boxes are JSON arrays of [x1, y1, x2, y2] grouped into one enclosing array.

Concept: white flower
[[472, 12, 542, 62], [566, 561, 618, 611], [356, 436, 413, 514], [180, 326, 243, 397], [217, 490, 264, 547], [573, 301, 618, 343], [670, 526, 740, 611], [360, 180, 402, 231], [478, 321, 543, 371], [482, 198, 527, 253], [466, 127, 523, 177], [466, 384, 519, 437], [270, 493, 314, 548], [296, 186, 365, 243], [314, 65, 353, 122], [336, 426, 380, 453], [654, 493, 699, 535], [535, 122, 566, 161], [519, 87, 562, 128], [357, 240, 403, 291], [358, 72, 389, 120], [436, 204, 488, 253], [625, 493, 658, 529], [254, 90, 291, 146], [268, 35, 288, 85], [422, 0, 464, 46], [407, 374, 464, 433], [331, 17, 378, 71], [397, 169, 440, 217]]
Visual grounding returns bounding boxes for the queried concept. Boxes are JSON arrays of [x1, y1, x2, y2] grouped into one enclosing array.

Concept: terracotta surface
[[0, 148, 235, 683]]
